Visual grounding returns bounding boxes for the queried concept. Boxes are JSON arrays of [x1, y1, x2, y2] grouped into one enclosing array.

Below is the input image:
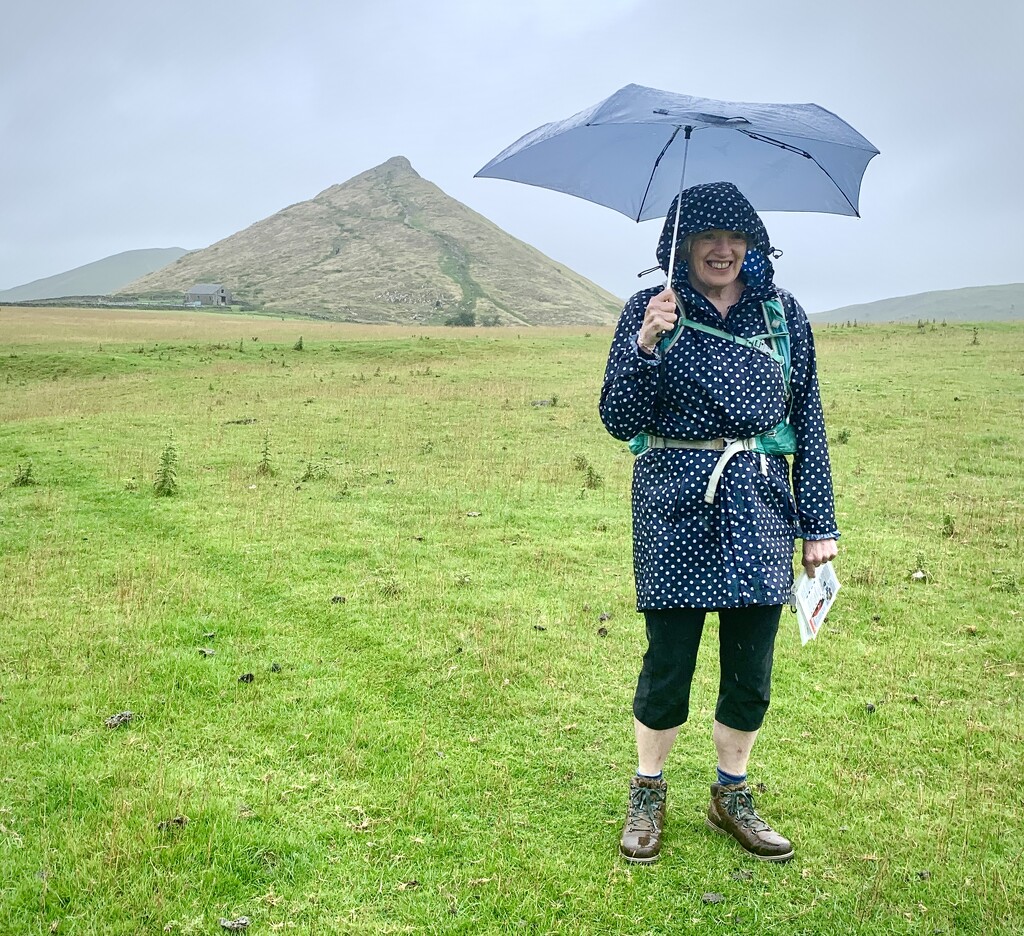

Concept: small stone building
[[184, 283, 232, 307]]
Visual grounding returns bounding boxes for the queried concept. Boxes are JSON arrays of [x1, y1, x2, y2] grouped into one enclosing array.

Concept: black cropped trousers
[[632, 605, 782, 732]]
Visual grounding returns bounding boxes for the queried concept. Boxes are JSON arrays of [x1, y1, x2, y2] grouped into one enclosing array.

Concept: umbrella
[[476, 83, 878, 220], [475, 84, 879, 281]]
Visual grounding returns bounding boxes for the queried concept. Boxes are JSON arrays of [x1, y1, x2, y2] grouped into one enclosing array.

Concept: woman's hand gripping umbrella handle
[[638, 287, 679, 355]]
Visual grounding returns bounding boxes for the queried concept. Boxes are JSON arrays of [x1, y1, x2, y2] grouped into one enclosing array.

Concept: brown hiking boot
[[706, 782, 793, 862], [619, 775, 667, 863]]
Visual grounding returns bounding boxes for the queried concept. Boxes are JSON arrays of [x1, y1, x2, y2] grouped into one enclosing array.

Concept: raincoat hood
[[657, 181, 775, 293]]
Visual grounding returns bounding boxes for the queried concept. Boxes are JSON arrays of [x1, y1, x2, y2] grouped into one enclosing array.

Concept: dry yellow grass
[[0, 305, 608, 346]]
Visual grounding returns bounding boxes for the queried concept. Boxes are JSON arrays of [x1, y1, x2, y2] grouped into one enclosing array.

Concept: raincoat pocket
[[754, 465, 799, 531]]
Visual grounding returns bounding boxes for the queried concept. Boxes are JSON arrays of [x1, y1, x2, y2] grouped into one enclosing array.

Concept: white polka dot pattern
[[599, 285, 839, 610], [657, 181, 774, 292]]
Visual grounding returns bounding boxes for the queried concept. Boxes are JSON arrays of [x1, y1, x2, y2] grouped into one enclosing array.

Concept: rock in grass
[[198, 648, 215, 657], [238, 673, 254, 684], [219, 918, 250, 931], [702, 892, 725, 904], [157, 815, 189, 831], [104, 711, 133, 729]]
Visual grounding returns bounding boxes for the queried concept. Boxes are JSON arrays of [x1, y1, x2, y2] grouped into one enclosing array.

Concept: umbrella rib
[[739, 130, 860, 216], [739, 129, 814, 158], [636, 125, 681, 222]]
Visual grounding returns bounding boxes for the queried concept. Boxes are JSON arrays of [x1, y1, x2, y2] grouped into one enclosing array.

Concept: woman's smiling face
[[686, 229, 748, 296]]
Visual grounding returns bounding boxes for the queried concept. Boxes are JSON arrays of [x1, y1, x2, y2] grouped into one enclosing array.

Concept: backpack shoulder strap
[[761, 298, 791, 387], [658, 297, 791, 378], [658, 299, 687, 355]]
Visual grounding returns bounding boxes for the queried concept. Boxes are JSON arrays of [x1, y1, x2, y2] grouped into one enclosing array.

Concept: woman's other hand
[[802, 538, 837, 578], [638, 288, 679, 354]]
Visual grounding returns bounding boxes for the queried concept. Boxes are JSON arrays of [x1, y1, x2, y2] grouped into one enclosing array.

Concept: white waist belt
[[645, 435, 767, 504]]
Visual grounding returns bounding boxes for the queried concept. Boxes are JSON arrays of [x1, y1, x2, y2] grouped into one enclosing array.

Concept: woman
[[599, 181, 838, 864]]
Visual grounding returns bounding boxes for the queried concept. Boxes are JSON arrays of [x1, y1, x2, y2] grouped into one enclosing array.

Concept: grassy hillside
[[1, 308, 1022, 934], [121, 157, 622, 326], [813, 282, 1024, 324], [0, 248, 188, 302]]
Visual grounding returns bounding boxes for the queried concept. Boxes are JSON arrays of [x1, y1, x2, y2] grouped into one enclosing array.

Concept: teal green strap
[[761, 298, 791, 384], [632, 297, 796, 461], [664, 317, 785, 366]]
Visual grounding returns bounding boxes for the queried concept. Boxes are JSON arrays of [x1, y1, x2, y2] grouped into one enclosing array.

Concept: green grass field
[[1, 307, 1022, 935]]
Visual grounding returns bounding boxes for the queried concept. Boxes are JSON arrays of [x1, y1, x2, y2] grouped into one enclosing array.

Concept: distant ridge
[[120, 156, 622, 325], [812, 283, 1024, 324], [0, 248, 188, 302]]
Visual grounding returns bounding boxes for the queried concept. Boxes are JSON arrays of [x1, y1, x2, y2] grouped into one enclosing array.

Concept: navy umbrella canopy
[[475, 84, 879, 222]]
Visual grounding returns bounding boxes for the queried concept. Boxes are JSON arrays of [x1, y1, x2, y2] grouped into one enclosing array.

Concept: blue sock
[[716, 766, 746, 787], [637, 769, 663, 781]]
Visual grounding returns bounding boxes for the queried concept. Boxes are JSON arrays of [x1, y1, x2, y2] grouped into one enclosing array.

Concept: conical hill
[[120, 156, 622, 325]]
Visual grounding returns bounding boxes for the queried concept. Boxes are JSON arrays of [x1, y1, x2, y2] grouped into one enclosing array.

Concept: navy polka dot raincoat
[[600, 182, 839, 610]]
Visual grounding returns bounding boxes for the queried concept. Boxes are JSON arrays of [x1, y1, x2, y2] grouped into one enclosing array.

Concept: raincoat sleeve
[[783, 291, 840, 540], [599, 290, 662, 441]]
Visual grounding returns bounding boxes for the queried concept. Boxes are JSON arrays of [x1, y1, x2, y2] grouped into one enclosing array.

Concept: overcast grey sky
[[3, 0, 1022, 313]]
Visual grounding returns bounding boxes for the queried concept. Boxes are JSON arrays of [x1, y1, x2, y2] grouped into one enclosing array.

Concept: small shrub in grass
[[297, 460, 329, 483], [583, 465, 603, 489], [12, 461, 36, 487], [294, 336, 304, 351], [834, 428, 851, 444], [256, 432, 274, 477], [154, 437, 179, 497], [571, 453, 589, 472]]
